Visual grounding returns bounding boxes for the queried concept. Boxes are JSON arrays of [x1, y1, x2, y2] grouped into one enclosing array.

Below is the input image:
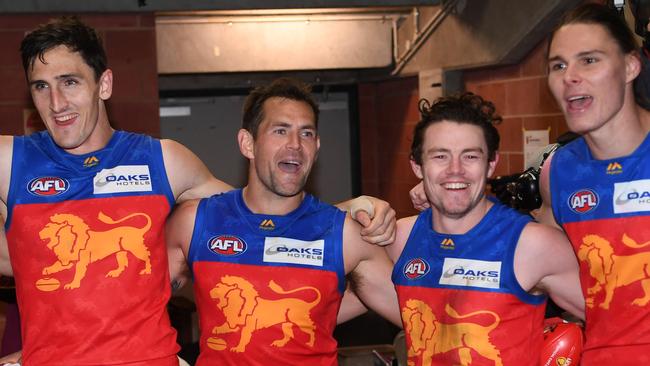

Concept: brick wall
[[465, 40, 569, 177], [358, 77, 422, 219], [0, 13, 159, 136], [358, 40, 567, 218]]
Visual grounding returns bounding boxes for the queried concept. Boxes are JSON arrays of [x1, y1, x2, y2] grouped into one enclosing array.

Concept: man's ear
[[625, 52, 641, 83], [98, 69, 113, 100], [314, 135, 321, 162], [487, 152, 500, 178], [238, 129, 255, 160], [410, 158, 424, 179]]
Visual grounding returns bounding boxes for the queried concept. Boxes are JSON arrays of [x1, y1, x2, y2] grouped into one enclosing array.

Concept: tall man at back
[[538, 3, 650, 364]]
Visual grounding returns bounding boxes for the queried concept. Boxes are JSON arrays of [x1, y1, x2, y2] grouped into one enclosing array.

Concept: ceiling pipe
[[391, 0, 458, 75]]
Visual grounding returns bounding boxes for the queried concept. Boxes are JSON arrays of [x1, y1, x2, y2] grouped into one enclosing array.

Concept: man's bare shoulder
[[160, 139, 232, 202], [386, 215, 418, 262], [517, 222, 571, 261]]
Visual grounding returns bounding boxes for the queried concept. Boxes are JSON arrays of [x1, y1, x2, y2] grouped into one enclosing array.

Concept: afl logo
[[208, 235, 247, 256], [568, 189, 598, 214], [403, 258, 430, 280], [28, 177, 69, 196]]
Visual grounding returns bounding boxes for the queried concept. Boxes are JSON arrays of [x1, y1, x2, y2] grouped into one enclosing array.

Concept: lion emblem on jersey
[[38, 212, 152, 290], [207, 275, 321, 353], [402, 299, 502, 366], [578, 233, 650, 309]]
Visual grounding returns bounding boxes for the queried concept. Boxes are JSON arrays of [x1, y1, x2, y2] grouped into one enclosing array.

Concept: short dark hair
[[20, 16, 107, 80], [411, 92, 501, 165], [549, 3, 638, 55], [242, 78, 320, 138]]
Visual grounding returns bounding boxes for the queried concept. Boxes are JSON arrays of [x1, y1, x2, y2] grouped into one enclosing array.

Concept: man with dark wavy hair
[[388, 93, 583, 365]]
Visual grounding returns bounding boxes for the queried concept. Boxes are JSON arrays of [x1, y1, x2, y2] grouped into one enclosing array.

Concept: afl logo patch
[[28, 177, 69, 196], [403, 258, 430, 280], [208, 235, 247, 256], [568, 189, 598, 214]]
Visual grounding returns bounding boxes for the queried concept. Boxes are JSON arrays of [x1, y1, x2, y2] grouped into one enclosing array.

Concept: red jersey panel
[[193, 262, 341, 366], [397, 286, 545, 366], [8, 197, 178, 365], [564, 216, 650, 365]]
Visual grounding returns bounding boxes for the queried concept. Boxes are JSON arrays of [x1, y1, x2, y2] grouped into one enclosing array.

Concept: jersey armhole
[[186, 198, 208, 278], [5, 136, 21, 229], [151, 138, 176, 209]]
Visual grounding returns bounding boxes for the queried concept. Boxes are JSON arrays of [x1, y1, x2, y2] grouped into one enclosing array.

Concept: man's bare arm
[[166, 199, 200, 290], [537, 153, 561, 228], [336, 286, 368, 324], [161, 139, 233, 204], [343, 217, 402, 327], [336, 195, 396, 246], [515, 222, 584, 320]]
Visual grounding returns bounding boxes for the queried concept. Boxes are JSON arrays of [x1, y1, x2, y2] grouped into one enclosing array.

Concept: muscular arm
[[343, 217, 402, 327], [514, 222, 584, 320], [385, 216, 417, 263], [336, 286, 368, 324], [161, 139, 233, 204], [165, 199, 200, 291], [336, 195, 396, 246]]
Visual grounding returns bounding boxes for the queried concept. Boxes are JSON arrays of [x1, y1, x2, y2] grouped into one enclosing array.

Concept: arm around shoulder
[[160, 139, 233, 204], [344, 217, 402, 327]]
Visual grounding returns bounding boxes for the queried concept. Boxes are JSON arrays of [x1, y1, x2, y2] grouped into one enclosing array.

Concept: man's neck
[[63, 116, 114, 156], [431, 198, 493, 235], [242, 183, 305, 216], [584, 97, 646, 160]]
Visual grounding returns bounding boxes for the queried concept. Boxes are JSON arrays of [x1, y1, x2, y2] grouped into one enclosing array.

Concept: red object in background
[[540, 317, 583, 366]]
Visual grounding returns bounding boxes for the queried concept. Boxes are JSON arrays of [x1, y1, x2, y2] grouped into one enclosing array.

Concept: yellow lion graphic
[[38, 212, 152, 289], [208, 275, 321, 353], [402, 299, 502, 366], [578, 233, 650, 309]]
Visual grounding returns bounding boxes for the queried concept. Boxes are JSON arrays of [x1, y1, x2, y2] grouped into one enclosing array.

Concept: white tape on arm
[[349, 195, 375, 220]]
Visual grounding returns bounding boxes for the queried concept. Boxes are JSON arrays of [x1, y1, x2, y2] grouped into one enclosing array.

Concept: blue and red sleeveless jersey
[[551, 134, 650, 365], [187, 189, 346, 366], [392, 202, 546, 366], [5, 130, 179, 366]]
